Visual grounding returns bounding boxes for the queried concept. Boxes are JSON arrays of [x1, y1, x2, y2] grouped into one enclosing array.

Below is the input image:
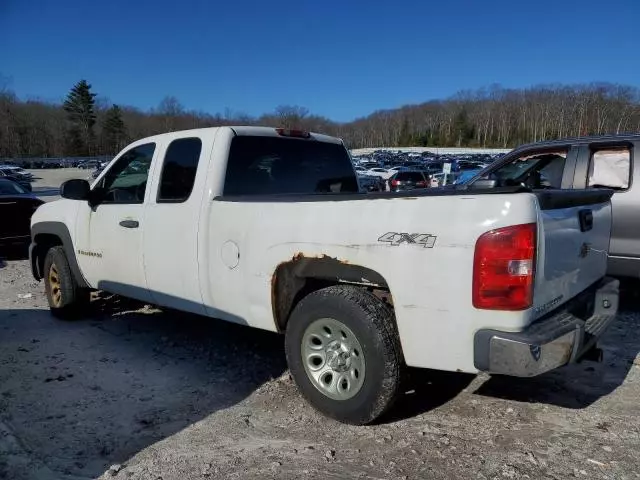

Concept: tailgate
[[533, 189, 613, 318]]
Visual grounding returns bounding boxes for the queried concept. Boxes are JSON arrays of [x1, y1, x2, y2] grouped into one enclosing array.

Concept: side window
[[588, 147, 631, 190], [97, 143, 155, 204], [487, 150, 567, 189], [157, 137, 202, 203]]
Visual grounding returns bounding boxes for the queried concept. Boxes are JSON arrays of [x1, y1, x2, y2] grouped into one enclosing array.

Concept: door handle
[[119, 220, 139, 229]]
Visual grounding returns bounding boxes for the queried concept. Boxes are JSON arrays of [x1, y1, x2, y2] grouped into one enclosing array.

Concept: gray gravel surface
[[1, 257, 639, 479]]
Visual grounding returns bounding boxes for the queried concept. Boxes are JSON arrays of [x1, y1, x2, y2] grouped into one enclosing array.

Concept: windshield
[[0, 179, 27, 195]]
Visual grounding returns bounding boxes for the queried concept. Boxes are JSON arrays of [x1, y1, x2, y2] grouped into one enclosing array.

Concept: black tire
[[43, 246, 90, 319], [285, 285, 403, 425]]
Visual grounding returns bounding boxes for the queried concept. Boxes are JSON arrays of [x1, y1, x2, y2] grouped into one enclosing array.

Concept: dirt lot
[[1, 169, 639, 479], [0, 262, 639, 480]]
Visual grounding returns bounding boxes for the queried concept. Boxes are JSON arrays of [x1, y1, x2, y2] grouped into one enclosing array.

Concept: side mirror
[[468, 178, 497, 189], [60, 179, 90, 200]]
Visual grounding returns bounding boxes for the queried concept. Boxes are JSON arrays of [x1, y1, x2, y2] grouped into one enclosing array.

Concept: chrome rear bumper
[[474, 277, 619, 377]]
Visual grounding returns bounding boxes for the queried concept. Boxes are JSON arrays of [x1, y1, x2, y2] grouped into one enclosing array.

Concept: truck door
[[142, 133, 213, 314], [574, 142, 636, 267], [74, 142, 157, 301]]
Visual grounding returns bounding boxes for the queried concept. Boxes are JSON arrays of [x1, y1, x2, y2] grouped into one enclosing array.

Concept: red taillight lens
[[472, 223, 536, 310], [391, 179, 400, 187], [275, 128, 311, 138]]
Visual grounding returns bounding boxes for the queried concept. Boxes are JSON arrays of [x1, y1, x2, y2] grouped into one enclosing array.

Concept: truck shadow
[[473, 280, 640, 408], [0, 302, 286, 479], [381, 369, 475, 423]]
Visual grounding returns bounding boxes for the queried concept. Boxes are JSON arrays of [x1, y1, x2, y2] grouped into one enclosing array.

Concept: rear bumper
[[474, 277, 619, 377], [607, 255, 640, 279]]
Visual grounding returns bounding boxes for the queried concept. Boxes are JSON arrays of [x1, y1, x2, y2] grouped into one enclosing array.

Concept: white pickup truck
[[30, 126, 619, 424]]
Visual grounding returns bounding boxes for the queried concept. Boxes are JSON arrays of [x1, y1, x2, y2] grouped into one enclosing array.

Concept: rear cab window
[[588, 147, 631, 190], [223, 136, 358, 196]]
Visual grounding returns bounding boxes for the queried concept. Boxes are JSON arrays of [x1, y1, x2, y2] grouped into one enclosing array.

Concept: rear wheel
[[44, 246, 90, 319], [285, 285, 403, 425]]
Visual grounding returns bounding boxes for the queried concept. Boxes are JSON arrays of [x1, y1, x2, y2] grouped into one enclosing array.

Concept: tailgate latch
[[578, 209, 593, 232]]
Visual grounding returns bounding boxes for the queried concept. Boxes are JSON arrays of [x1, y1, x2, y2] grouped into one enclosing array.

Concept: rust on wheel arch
[[271, 252, 390, 332]]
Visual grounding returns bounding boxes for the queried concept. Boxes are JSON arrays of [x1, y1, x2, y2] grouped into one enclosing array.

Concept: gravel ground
[[1, 169, 639, 479], [0, 256, 639, 480]]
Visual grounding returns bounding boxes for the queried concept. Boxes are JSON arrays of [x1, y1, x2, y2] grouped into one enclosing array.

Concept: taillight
[[472, 223, 536, 310], [275, 128, 311, 138], [416, 180, 427, 187], [390, 179, 400, 187]]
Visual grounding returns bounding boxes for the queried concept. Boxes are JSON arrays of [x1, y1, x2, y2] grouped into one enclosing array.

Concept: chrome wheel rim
[[301, 318, 365, 401], [48, 263, 62, 307]]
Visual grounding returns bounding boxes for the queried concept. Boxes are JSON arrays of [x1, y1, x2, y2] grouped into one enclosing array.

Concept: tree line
[[1, 79, 639, 158]]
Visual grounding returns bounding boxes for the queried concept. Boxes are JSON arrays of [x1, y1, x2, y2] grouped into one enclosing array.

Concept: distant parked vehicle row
[[351, 150, 501, 191], [0, 157, 114, 169]]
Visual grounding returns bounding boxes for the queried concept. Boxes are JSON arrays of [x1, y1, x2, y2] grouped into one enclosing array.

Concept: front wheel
[[285, 285, 403, 425], [43, 246, 90, 319]]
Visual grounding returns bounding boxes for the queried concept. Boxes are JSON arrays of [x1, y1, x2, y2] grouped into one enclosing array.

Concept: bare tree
[[274, 105, 309, 129], [2, 83, 640, 158]]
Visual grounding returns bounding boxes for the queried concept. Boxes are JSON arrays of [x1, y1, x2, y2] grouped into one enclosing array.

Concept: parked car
[[30, 126, 618, 425], [78, 160, 101, 170], [0, 169, 33, 191], [0, 165, 34, 180], [366, 167, 390, 178], [388, 170, 430, 192], [455, 169, 483, 185], [385, 166, 409, 176], [0, 179, 43, 246], [357, 174, 385, 192], [461, 134, 640, 278]]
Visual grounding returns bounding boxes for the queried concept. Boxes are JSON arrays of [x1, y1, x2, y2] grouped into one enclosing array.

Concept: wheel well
[[271, 254, 392, 332], [32, 233, 62, 279]]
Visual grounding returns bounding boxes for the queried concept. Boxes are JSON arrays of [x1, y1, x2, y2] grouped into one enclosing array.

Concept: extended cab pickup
[[30, 127, 619, 424]]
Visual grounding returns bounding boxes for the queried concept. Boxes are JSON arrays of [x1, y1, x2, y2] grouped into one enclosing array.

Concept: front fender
[[30, 221, 89, 288]]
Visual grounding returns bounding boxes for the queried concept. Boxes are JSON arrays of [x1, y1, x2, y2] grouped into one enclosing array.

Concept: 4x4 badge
[[378, 232, 437, 248]]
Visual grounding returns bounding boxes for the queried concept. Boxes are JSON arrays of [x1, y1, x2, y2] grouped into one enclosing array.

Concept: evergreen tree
[[398, 116, 412, 146], [453, 108, 475, 147], [63, 80, 96, 155], [101, 104, 128, 154]]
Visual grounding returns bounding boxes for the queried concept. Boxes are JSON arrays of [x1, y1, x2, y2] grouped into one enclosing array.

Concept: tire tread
[[286, 285, 403, 424], [44, 246, 89, 319]]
